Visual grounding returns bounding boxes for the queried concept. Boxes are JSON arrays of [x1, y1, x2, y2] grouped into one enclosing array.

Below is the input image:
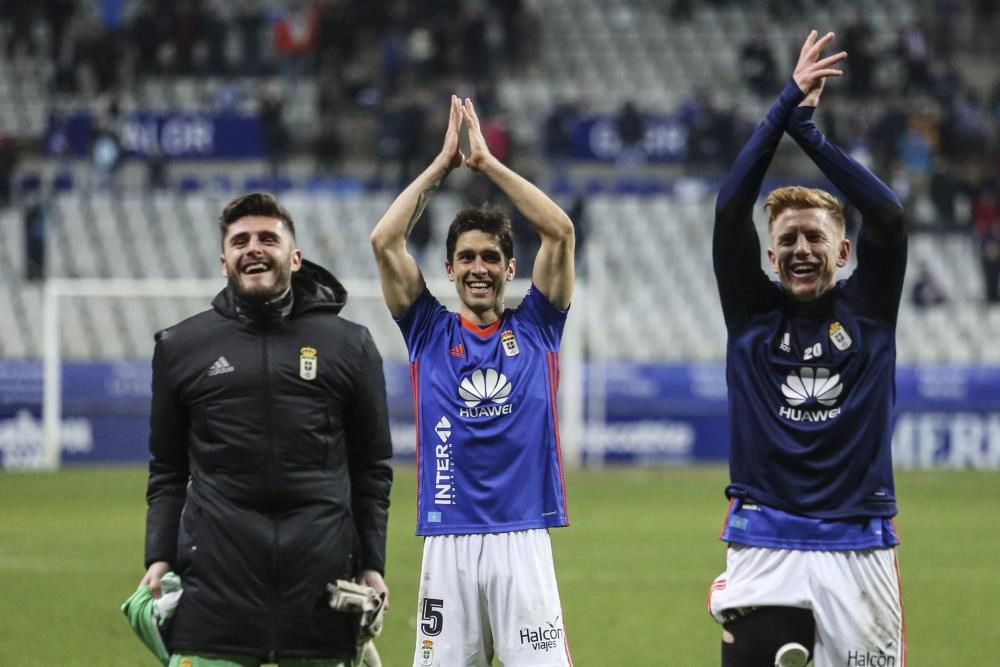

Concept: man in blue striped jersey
[[371, 95, 575, 666], [708, 31, 908, 667]]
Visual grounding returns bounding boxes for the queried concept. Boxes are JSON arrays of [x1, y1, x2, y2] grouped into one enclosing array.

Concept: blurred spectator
[[97, 0, 129, 30], [0, 131, 18, 209], [374, 95, 404, 186], [940, 91, 991, 163], [972, 184, 999, 238], [669, 0, 694, 22], [128, 0, 164, 77], [315, 0, 358, 66], [932, 0, 958, 58], [314, 110, 342, 174], [6, 0, 38, 59], [459, 3, 492, 84], [404, 25, 438, 81], [481, 111, 511, 165], [929, 161, 961, 229], [395, 95, 429, 186], [23, 196, 47, 281], [930, 61, 963, 106], [870, 95, 908, 175], [683, 91, 739, 168], [739, 33, 777, 98], [973, 185, 1000, 303], [498, 0, 541, 75], [146, 146, 169, 190], [973, 0, 999, 54], [89, 97, 124, 190], [897, 116, 935, 185], [615, 100, 646, 180], [842, 17, 876, 98], [203, 3, 229, 75], [544, 101, 576, 181], [375, 92, 429, 188], [316, 57, 343, 117], [982, 234, 1000, 304], [273, 0, 321, 77], [378, 19, 409, 96], [81, 18, 124, 94], [52, 15, 84, 93], [43, 0, 77, 63], [260, 92, 290, 182], [567, 191, 587, 276], [236, 1, 265, 76], [911, 262, 947, 306], [169, 0, 206, 75], [899, 21, 931, 92]]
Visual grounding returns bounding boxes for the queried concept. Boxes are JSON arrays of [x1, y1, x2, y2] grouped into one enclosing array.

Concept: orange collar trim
[[459, 314, 503, 338]]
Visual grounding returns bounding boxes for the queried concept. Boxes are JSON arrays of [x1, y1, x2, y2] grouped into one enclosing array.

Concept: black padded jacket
[[144, 260, 393, 661]]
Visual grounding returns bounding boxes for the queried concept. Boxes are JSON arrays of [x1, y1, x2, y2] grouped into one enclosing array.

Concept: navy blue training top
[[713, 80, 907, 526]]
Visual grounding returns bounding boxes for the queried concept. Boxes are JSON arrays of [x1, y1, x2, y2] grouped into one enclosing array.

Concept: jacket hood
[[212, 259, 347, 318]]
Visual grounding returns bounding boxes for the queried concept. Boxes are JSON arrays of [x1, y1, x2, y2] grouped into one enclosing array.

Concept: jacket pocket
[[175, 500, 201, 575]]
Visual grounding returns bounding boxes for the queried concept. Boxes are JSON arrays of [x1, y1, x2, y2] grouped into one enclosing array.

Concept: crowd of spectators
[[0, 0, 540, 186], [547, 6, 1000, 302], [2, 0, 1000, 301], [1, 0, 538, 92]]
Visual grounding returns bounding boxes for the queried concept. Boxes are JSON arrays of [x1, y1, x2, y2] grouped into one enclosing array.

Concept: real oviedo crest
[[299, 346, 318, 381]]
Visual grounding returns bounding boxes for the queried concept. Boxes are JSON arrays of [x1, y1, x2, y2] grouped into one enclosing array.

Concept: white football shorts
[[708, 545, 905, 667], [412, 529, 572, 667]]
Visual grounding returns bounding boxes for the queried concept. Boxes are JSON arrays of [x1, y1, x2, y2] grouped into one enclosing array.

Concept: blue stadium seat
[[18, 173, 42, 195], [179, 175, 201, 193], [53, 171, 74, 192]]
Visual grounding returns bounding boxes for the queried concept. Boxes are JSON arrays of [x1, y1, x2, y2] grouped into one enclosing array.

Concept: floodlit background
[[0, 0, 998, 663]]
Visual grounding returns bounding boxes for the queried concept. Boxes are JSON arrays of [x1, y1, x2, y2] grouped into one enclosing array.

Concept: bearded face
[[221, 216, 302, 305]]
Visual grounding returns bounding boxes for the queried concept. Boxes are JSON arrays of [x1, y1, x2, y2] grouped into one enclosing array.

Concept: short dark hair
[[219, 192, 296, 245], [445, 205, 514, 263]]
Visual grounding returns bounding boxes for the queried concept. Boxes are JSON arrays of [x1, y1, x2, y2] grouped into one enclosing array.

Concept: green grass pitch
[[1, 465, 996, 665]]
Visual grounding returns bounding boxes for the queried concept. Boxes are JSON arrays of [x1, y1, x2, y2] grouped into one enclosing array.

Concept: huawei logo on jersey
[[458, 369, 514, 418], [779, 367, 843, 422]]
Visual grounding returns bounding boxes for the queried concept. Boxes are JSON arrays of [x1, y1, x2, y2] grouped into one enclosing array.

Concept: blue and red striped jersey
[[397, 285, 570, 536]]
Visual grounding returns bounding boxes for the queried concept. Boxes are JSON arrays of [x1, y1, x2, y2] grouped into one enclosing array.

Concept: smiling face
[[446, 229, 515, 323], [220, 216, 302, 304], [767, 207, 850, 302]]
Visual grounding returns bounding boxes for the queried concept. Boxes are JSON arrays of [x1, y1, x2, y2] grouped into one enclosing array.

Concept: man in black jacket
[[139, 192, 393, 666]]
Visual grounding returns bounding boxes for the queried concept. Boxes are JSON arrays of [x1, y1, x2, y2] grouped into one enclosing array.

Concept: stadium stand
[[0, 188, 993, 365], [1, 0, 998, 367]]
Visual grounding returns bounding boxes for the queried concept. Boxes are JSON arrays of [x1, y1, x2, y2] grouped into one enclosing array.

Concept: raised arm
[[716, 31, 844, 224], [786, 41, 906, 316], [371, 96, 465, 318], [785, 82, 904, 244], [461, 98, 575, 310], [714, 31, 844, 323]]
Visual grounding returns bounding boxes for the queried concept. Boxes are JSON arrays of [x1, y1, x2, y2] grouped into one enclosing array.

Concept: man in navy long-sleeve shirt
[[707, 32, 907, 667]]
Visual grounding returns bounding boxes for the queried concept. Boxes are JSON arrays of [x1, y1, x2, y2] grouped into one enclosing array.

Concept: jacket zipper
[[262, 330, 279, 662]]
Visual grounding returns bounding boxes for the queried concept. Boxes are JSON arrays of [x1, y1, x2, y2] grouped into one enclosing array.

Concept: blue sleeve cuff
[[789, 104, 816, 122], [778, 79, 807, 109]]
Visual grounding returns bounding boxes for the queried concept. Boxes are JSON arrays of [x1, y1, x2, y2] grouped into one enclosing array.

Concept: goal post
[[40, 277, 586, 470], [42, 278, 224, 470]]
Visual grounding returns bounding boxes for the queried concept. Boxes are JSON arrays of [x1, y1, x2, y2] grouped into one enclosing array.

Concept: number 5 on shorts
[[420, 598, 444, 636]]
